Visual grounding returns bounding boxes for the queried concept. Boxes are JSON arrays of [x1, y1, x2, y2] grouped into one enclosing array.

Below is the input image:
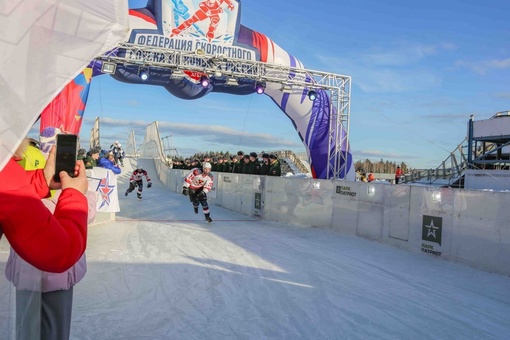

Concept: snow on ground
[[1, 157, 510, 339]]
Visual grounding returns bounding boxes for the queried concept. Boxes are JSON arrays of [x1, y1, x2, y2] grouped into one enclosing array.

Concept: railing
[[268, 150, 310, 175], [403, 138, 469, 187]]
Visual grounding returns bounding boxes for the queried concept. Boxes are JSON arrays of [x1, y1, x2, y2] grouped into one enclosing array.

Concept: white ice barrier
[[154, 159, 510, 276], [215, 172, 240, 212], [265, 177, 335, 228], [452, 189, 510, 273]]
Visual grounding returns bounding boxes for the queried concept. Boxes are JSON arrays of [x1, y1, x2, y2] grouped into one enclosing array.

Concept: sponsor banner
[[336, 185, 357, 197], [254, 192, 262, 210], [421, 215, 443, 256], [131, 35, 255, 60], [87, 168, 120, 213]]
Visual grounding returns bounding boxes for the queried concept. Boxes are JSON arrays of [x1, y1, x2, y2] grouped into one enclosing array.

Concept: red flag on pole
[[39, 67, 93, 136]]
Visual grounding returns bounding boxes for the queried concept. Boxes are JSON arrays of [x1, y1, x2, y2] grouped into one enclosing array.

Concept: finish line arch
[[94, 0, 353, 180]]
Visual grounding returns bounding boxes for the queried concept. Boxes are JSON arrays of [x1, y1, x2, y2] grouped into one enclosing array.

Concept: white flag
[[0, 0, 129, 171]]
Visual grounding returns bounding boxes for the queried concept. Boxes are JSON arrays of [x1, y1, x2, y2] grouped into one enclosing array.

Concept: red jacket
[[0, 158, 88, 273]]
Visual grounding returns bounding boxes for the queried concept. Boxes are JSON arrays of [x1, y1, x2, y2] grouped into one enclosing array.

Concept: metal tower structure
[[468, 111, 510, 169], [95, 43, 351, 178], [161, 134, 179, 158]]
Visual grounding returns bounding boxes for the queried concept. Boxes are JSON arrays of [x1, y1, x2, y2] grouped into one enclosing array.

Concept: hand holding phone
[[53, 134, 78, 182], [44, 145, 88, 194], [60, 159, 88, 194]]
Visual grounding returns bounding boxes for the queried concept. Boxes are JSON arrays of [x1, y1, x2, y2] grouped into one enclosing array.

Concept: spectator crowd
[[171, 151, 281, 176], [79, 141, 124, 174]]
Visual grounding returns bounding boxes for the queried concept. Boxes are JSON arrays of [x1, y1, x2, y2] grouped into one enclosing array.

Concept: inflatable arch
[[94, 0, 354, 180]]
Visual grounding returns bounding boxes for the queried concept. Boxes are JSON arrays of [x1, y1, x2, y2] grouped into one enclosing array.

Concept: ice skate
[[137, 195, 142, 200], [125, 190, 129, 197], [194, 207, 199, 214], [205, 216, 212, 223]]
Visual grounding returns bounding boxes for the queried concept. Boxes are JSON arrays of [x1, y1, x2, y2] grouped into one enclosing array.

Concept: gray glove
[[197, 190, 206, 199], [182, 187, 189, 196], [147, 182, 152, 188]]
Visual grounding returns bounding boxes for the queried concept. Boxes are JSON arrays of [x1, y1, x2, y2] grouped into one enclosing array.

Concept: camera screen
[[54, 135, 77, 181]]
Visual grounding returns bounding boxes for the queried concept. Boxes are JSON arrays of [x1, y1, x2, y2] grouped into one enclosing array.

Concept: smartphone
[[54, 134, 78, 182]]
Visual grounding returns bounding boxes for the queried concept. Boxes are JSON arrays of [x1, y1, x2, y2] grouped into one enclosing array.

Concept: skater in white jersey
[[182, 162, 214, 222], [125, 167, 152, 199]]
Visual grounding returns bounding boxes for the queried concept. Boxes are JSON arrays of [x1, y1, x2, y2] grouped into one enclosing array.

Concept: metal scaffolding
[[95, 43, 351, 178]]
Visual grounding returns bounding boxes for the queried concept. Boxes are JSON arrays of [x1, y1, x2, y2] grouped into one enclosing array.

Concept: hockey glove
[[147, 182, 152, 189], [197, 191, 207, 199], [182, 187, 189, 196]]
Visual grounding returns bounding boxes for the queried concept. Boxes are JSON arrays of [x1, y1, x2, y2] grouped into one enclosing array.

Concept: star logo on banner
[[422, 215, 442, 246], [302, 184, 324, 206], [425, 220, 439, 239], [96, 171, 115, 209]]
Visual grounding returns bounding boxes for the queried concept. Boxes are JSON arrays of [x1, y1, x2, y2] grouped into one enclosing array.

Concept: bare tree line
[[355, 159, 409, 174]]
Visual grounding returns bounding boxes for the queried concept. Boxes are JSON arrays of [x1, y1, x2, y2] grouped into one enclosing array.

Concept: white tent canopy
[[0, 0, 129, 170]]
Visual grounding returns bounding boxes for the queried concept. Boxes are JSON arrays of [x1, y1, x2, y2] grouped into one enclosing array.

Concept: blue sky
[[74, 0, 510, 169]]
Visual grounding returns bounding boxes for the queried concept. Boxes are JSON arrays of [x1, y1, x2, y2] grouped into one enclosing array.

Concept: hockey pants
[[189, 189, 210, 216], [127, 180, 144, 197]]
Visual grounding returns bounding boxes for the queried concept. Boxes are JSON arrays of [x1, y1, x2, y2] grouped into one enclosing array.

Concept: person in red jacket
[[0, 141, 89, 273], [5, 142, 96, 340], [395, 166, 404, 184]]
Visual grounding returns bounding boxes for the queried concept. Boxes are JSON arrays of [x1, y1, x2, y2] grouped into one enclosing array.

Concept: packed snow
[[1, 157, 510, 339]]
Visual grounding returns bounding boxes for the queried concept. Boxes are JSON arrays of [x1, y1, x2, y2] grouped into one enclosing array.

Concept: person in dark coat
[[268, 154, 281, 177], [260, 153, 270, 175], [241, 155, 251, 174], [231, 155, 242, 173], [248, 152, 261, 174], [83, 147, 100, 169]]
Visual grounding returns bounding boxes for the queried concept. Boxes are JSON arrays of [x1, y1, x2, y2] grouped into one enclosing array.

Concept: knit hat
[[39, 126, 62, 156], [249, 152, 258, 158]]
